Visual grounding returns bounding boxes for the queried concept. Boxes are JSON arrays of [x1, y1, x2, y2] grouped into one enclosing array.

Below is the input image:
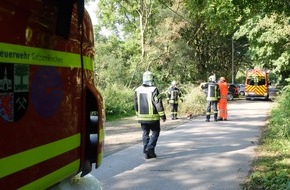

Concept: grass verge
[[242, 86, 290, 190]]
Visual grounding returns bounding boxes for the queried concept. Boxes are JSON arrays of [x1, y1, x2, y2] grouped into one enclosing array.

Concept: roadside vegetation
[[100, 84, 135, 121], [242, 86, 290, 190]]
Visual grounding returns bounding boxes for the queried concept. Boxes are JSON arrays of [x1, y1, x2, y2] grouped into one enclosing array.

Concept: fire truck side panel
[[0, 0, 104, 189]]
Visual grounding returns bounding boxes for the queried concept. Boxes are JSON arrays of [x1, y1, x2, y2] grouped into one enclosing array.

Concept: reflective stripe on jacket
[[206, 81, 220, 101], [134, 85, 165, 123]]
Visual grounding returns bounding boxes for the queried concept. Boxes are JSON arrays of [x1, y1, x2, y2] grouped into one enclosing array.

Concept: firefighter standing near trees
[[134, 71, 166, 159], [205, 75, 220, 122], [217, 77, 228, 121], [166, 81, 183, 120]]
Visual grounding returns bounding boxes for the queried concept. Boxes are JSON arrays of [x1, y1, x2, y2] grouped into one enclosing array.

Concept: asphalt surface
[[91, 99, 273, 190]]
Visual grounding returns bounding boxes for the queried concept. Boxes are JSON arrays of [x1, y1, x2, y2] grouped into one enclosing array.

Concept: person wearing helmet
[[217, 77, 228, 121], [205, 75, 220, 122], [166, 80, 183, 120], [134, 71, 166, 159]]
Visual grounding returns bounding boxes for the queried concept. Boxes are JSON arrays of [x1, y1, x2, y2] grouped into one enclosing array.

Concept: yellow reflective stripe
[[99, 128, 105, 142], [19, 160, 80, 190], [0, 134, 80, 178], [148, 92, 153, 114], [138, 114, 160, 118], [96, 127, 104, 167], [138, 118, 159, 121], [97, 151, 103, 168], [138, 114, 160, 121], [246, 85, 266, 95], [0, 42, 93, 70]]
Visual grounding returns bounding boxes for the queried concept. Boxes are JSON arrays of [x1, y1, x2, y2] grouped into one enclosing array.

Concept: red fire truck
[[0, 0, 105, 189], [245, 69, 270, 100]]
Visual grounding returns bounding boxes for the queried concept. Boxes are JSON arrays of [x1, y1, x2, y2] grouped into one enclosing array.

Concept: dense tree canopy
[[89, 0, 289, 91]]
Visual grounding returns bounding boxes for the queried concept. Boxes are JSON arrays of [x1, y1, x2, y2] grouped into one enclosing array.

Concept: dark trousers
[[141, 122, 160, 153], [206, 101, 218, 120], [170, 103, 178, 119]]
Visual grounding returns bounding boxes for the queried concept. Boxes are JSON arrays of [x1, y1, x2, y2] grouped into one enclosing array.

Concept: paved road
[[92, 99, 273, 190]]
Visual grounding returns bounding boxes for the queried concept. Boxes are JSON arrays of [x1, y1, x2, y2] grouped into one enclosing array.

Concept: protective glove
[[161, 115, 166, 122]]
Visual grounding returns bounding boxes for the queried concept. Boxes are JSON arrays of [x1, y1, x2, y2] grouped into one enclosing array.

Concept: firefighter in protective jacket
[[134, 71, 166, 159], [166, 81, 183, 120], [205, 75, 220, 122]]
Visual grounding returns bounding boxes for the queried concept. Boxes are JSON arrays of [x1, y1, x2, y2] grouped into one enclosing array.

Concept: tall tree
[[181, 0, 250, 82], [96, 0, 168, 86], [235, 13, 290, 81]]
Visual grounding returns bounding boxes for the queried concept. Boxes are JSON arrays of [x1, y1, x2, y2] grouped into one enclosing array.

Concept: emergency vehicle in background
[[0, 0, 105, 189], [245, 69, 270, 100]]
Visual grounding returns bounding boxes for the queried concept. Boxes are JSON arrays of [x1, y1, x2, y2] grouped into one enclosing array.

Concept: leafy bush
[[179, 86, 207, 116], [268, 85, 290, 138], [100, 84, 135, 120], [242, 85, 290, 190]]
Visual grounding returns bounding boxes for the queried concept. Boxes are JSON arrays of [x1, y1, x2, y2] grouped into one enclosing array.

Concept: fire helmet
[[208, 75, 216, 82], [142, 71, 154, 86], [171, 80, 177, 86]]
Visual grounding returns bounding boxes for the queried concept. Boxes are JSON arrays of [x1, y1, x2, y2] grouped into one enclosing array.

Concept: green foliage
[[268, 86, 290, 138], [100, 84, 135, 120], [180, 86, 207, 116], [242, 85, 290, 190], [234, 13, 290, 81], [184, 0, 242, 34]]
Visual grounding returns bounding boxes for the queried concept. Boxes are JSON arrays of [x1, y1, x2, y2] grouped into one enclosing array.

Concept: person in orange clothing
[[217, 77, 228, 121]]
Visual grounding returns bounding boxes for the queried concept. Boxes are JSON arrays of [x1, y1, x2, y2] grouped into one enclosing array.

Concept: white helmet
[[142, 71, 154, 86], [208, 75, 216, 82], [171, 80, 177, 86]]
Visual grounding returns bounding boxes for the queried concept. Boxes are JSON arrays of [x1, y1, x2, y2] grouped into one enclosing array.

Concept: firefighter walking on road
[[205, 75, 220, 122], [166, 81, 183, 120], [218, 77, 228, 121], [134, 71, 166, 159]]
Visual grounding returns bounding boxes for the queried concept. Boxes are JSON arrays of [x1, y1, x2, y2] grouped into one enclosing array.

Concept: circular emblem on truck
[[31, 67, 63, 118]]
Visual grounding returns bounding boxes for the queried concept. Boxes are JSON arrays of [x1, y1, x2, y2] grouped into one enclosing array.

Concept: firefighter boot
[[205, 115, 210, 122], [148, 151, 157, 158], [144, 149, 156, 159], [146, 149, 157, 159], [214, 113, 218, 122]]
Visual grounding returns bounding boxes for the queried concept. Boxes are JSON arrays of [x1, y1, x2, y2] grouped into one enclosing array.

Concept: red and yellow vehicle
[[0, 0, 105, 189], [245, 69, 270, 100]]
